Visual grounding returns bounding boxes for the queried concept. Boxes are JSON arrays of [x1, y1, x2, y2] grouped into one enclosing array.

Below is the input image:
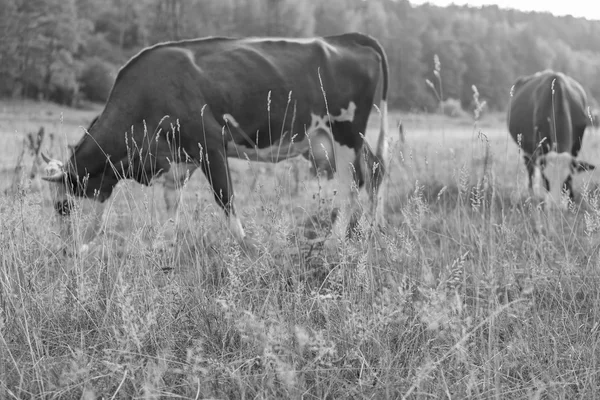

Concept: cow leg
[[571, 125, 586, 157], [327, 141, 360, 246], [346, 97, 387, 230], [524, 154, 550, 197], [200, 145, 246, 243], [523, 155, 535, 191], [360, 143, 385, 227], [162, 163, 199, 214], [563, 125, 587, 201]]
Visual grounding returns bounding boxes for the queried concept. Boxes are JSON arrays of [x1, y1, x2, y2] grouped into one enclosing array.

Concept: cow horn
[[41, 152, 53, 164]]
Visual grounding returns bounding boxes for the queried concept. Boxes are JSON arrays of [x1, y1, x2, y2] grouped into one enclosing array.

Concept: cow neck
[[69, 108, 132, 180]]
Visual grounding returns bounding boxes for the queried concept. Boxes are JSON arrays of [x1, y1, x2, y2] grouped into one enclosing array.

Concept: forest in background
[[2, 0, 600, 113]]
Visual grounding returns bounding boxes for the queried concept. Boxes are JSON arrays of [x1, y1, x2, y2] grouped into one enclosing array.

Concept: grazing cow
[[508, 70, 595, 205], [42, 32, 389, 248]]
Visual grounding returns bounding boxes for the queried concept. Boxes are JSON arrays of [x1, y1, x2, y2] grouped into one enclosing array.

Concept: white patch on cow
[[306, 101, 356, 136], [378, 100, 389, 161], [335, 101, 357, 123], [44, 159, 64, 177], [229, 213, 246, 241], [375, 100, 389, 227], [540, 151, 573, 208], [222, 113, 240, 128]]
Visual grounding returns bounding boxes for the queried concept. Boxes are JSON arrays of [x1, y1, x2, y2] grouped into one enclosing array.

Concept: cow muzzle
[[41, 152, 67, 182], [54, 199, 73, 216]]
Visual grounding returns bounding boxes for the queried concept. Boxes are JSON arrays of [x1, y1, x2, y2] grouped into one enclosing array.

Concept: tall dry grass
[[1, 92, 600, 399]]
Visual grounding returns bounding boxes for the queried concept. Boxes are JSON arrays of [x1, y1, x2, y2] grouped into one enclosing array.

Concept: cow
[[41, 32, 390, 250], [508, 70, 595, 206]]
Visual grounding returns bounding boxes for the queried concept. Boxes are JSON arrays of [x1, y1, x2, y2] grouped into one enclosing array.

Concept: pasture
[[2, 99, 600, 399]]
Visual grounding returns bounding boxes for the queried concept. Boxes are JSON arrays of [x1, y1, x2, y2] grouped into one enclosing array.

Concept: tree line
[[2, 0, 600, 113]]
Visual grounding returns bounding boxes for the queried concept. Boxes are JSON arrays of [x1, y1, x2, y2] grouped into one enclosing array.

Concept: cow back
[[508, 70, 589, 156]]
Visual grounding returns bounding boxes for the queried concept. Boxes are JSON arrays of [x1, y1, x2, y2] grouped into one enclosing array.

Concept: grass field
[[2, 99, 600, 399]]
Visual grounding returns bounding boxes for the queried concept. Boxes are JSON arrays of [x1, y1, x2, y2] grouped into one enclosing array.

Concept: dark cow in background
[[508, 70, 595, 205], [42, 32, 390, 249]]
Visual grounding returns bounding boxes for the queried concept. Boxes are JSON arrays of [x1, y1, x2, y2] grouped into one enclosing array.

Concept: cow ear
[[572, 159, 595, 172]]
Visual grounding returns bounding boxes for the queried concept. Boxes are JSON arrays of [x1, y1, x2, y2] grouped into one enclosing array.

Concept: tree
[[94, 0, 148, 49], [460, 44, 491, 108], [79, 58, 116, 102], [7, 0, 81, 102], [313, 0, 360, 37], [385, 1, 430, 110], [265, 0, 315, 37], [360, 0, 388, 40], [3, 0, 600, 110], [0, 0, 19, 96]]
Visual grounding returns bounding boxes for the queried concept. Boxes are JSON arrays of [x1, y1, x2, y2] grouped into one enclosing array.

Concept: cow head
[[41, 152, 106, 247], [536, 151, 595, 207]]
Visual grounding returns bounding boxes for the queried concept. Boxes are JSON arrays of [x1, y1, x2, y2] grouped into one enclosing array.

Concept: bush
[[81, 35, 126, 65], [440, 97, 468, 118], [79, 57, 115, 102], [48, 50, 79, 106]]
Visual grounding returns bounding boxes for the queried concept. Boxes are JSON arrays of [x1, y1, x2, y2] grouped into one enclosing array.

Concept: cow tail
[[351, 33, 390, 224], [372, 38, 390, 224], [347, 33, 389, 163], [376, 50, 389, 167], [550, 76, 572, 153]]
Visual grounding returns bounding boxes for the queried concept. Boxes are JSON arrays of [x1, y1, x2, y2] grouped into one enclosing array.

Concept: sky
[[408, 0, 600, 21]]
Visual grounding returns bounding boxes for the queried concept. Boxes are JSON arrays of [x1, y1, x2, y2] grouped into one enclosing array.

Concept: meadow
[[2, 99, 600, 399]]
